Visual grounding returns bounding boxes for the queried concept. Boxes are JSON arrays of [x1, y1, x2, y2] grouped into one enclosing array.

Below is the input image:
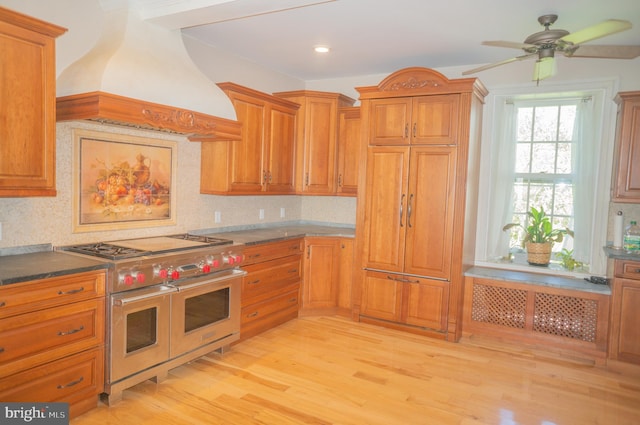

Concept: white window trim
[[474, 77, 619, 277]]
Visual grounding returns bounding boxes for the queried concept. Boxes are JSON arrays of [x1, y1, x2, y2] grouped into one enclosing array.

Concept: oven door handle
[[173, 269, 247, 292], [113, 285, 177, 306]]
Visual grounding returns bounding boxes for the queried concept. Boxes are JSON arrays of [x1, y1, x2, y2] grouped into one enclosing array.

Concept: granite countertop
[[195, 223, 355, 245], [0, 250, 109, 286], [603, 246, 640, 261], [465, 266, 611, 295]]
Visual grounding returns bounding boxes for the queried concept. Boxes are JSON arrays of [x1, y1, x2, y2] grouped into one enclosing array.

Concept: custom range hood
[[55, 1, 240, 142]]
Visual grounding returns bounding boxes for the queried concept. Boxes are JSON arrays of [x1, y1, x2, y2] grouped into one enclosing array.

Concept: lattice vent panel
[[533, 293, 597, 342], [471, 284, 526, 328]]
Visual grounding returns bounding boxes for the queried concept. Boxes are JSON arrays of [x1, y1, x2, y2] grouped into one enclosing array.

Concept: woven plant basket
[[525, 242, 552, 266]]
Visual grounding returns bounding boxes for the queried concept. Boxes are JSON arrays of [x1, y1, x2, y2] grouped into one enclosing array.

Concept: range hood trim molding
[[56, 91, 242, 142]]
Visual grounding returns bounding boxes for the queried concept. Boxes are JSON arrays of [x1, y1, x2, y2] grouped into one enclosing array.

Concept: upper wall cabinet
[[612, 91, 640, 203], [274, 90, 355, 195], [0, 7, 66, 197], [336, 107, 361, 196], [202, 83, 299, 195], [368, 95, 460, 146]]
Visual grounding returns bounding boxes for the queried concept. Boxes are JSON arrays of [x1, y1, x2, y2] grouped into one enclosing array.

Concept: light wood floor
[[72, 316, 640, 425]]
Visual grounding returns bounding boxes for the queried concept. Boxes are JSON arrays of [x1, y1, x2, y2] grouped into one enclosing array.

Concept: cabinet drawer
[[243, 238, 303, 265], [240, 290, 299, 341], [616, 260, 640, 280], [242, 256, 302, 305], [0, 346, 104, 404], [0, 299, 105, 377], [0, 270, 105, 319], [242, 289, 299, 326]]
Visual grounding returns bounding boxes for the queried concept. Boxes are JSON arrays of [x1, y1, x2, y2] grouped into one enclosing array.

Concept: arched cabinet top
[[356, 67, 487, 101]]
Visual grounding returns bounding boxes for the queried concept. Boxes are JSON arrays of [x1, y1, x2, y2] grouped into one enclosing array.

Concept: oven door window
[[126, 307, 158, 352], [184, 287, 229, 333]]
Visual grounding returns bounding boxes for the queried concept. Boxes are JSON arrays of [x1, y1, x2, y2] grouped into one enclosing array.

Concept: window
[[507, 102, 577, 255], [476, 80, 617, 276]]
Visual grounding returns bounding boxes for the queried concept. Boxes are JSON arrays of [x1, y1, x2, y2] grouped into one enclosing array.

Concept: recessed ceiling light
[[314, 46, 330, 53]]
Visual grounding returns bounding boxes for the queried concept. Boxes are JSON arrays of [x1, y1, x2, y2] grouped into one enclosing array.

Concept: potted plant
[[502, 206, 571, 266]]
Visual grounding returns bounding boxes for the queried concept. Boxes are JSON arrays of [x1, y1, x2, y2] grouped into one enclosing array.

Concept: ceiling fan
[[463, 14, 640, 81]]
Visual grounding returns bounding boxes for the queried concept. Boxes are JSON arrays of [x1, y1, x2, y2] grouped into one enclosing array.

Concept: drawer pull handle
[[248, 279, 261, 285], [0, 301, 5, 308], [57, 376, 84, 389], [247, 311, 259, 318], [288, 298, 297, 303], [288, 269, 298, 274], [386, 275, 420, 284], [58, 287, 84, 295], [249, 253, 261, 259], [58, 325, 85, 336], [0, 347, 4, 354]]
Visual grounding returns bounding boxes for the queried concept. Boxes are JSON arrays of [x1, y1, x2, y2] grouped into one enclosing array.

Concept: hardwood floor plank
[[71, 316, 640, 425]]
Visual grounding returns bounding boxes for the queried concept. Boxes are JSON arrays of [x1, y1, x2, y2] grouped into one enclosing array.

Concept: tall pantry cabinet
[[354, 67, 487, 341]]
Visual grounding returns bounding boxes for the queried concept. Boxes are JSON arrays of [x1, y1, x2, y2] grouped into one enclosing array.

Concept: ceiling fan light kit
[[463, 14, 640, 81]]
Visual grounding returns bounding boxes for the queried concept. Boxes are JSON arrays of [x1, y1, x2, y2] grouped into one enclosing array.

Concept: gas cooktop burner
[[166, 233, 232, 245], [63, 242, 149, 260]]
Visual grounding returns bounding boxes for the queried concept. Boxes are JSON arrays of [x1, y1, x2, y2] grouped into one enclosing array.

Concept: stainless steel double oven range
[[59, 234, 245, 404]]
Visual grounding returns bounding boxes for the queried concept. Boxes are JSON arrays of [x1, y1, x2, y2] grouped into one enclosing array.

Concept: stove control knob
[[136, 272, 146, 283], [212, 257, 221, 268], [171, 269, 180, 280], [202, 264, 211, 274], [224, 254, 235, 265], [233, 254, 243, 264], [157, 268, 168, 279], [123, 274, 134, 286]]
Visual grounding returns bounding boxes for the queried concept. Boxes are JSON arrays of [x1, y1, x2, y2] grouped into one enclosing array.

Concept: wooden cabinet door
[[360, 270, 403, 322], [404, 278, 449, 331], [301, 97, 338, 194], [302, 237, 340, 310], [337, 238, 354, 311], [362, 146, 410, 273], [369, 98, 412, 145], [229, 94, 266, 193], [0, 9, 65, 196], [612, 92, 640, 202], [336, 107, 360, 196], [404, 147, 456, 279], [265, 103, 296, 193], [609, 277, 640, 364], [412, 95, 460, 145]]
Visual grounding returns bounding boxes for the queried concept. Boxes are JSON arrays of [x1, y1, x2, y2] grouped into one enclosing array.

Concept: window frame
[[474, 78, 618, 276]]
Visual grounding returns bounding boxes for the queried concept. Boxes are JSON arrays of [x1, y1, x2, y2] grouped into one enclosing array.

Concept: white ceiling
[[136, 0, 640, 81]]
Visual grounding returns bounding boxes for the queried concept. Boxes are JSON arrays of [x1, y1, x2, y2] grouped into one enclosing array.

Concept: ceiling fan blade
[[462, 53, 536, 75], [561, 19, 632, 45], [482, 40, 536, 50], [532, 57, 556, 82], [566, 44, 640, 59]]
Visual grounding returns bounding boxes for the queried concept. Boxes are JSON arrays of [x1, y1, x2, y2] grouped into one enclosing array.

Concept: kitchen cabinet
[[0, 7, 66, 197], [361, 146, 455, 279], [608, 259, 640, 365], [354, 67, 487, 340], [336, 107, 361, 196], [611, 91, 640, 202], [301, 237, 354, 316], [0, 270, 106, 419], [202, 82, 299, 194], [274, 90, 355, 195], [368, 95, 459, 146], [238, 239, 303, 341]]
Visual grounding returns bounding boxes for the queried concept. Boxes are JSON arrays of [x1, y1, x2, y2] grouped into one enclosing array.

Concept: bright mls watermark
[[1, 403, 68, 424]]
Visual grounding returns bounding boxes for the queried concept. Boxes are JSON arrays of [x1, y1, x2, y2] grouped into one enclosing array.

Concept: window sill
[[476, 250, 591, 280]]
